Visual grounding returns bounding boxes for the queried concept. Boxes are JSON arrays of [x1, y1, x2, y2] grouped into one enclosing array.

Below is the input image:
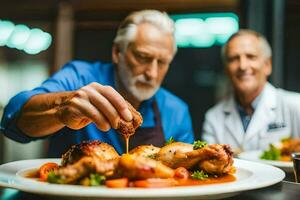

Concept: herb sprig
[[193, 140, 207, 150], [165, 136, 175, 145], [191, 170, 209, 180]]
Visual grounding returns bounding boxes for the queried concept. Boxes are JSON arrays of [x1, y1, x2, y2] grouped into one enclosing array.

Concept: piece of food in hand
[[117, 101, 143, 136], [61, 140, 119, 166], [129, 145, 161, 158], [118, 154, 175, 180]]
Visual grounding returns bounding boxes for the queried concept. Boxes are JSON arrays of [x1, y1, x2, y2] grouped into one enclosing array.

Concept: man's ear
[[112, 44, 120, 64], [265, 58, 272, 76]]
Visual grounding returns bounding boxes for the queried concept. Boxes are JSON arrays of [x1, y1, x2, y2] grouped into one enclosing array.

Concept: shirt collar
[[235, 86, 264, 113]]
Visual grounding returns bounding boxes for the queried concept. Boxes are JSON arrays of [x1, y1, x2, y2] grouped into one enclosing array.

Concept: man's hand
[[56, 82, 133, 131], [17, 82, 133, 137]]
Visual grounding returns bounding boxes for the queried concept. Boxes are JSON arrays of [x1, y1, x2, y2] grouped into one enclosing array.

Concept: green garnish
[[89, 173, 106, 186], [193, 140, 207, 150], [191, 170, 209, 180], [165, 136, 175, 145], [260, 144, 281, 160], [147, 154, 157, 159], [280, 137, 290, 142], [47, 171, 64, 184]]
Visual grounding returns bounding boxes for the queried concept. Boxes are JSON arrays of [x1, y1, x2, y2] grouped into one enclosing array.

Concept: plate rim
[[0, 158, 285, 198]]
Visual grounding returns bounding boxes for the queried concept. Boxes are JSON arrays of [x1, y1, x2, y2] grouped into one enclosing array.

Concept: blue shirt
[[0, 60, 194, 157], [236, 92, 262, 132]]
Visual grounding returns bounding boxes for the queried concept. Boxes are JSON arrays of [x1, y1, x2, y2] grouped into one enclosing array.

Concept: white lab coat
[[202, 83, 300, 151]]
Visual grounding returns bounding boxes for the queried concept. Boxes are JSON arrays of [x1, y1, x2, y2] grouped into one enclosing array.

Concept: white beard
[[117, 58, 159, 101]]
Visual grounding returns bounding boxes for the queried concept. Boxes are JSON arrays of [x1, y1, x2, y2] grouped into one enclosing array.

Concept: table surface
[[0, 180, 299, 200]]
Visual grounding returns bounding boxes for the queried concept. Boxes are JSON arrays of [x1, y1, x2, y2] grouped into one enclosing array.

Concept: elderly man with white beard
[[0, 10, 194, 157]]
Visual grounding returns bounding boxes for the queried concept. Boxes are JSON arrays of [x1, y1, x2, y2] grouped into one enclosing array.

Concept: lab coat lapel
[[245, 83, 277, 141], [223, 96, 245, 145]]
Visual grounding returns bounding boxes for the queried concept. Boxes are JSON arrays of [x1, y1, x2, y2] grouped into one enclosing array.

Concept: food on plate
[[117, 101, 143, 153], [117, 101, 143, 137], [260, 138, 300, 161], [34, 140, 235, 188]]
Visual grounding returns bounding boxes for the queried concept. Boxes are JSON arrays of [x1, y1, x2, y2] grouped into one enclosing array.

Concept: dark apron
[[119, 100, 166, 151]]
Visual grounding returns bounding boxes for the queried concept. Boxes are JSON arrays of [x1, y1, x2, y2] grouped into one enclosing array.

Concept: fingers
[[92, 83, 133, 121], [68, 96, 111, 131], [65, 82, 134, 131], [82, 86, 120, 129]]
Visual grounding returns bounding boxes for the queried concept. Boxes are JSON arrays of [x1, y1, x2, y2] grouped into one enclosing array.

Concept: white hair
[[113, 10, 177, 55], [221, 29, 272, 63]]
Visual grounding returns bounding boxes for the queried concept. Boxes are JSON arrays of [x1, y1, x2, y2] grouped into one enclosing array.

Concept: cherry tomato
[[39, 162, 59, 181]]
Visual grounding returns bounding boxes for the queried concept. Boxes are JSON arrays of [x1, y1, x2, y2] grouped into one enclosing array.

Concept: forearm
[[17, 92, 72, 137]]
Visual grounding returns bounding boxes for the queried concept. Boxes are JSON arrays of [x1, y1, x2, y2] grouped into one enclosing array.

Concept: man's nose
[[239, 56, 248, 70], [145, 60, 158, 80]]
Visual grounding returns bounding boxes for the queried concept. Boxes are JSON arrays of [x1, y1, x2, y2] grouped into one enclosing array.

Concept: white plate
[[0, 158, 285, 200], [238, 150, 293, 172]]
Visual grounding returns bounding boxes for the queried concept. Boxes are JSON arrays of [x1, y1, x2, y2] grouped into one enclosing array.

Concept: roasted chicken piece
[[117, 101, 143, 136], [156, 143, 234, 175], [155, 142, 199, 169], [187, 144, 234, 175], [129, 145, 161, 157], [58, 140, 120, 183], [281, 138, 300, 156], [118, 154, 174, 180], [61, 140, 119, 166], [58, 156, 119, 183]]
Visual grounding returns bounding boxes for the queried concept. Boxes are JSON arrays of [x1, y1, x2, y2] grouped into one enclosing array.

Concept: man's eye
[[227, 56, 237, 62], [158, 59, 168, 66], [135, 53, 151, 63], [247, 55, 257, 60]]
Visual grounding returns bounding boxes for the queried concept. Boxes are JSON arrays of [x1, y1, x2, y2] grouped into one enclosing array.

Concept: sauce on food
[[23, 168, 236, 187], [176, 174, 236, 186]]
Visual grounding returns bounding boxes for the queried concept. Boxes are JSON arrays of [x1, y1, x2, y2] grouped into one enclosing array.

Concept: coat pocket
[[259, 125, 290, 150]]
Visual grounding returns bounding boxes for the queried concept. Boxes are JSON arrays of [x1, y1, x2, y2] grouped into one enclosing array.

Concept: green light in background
[[0, 19, 52, 54], [175, 19, 214, 48], [24, 29, 52, 54], [206, 17, 239, 44], [171, 13, 239, 48], [0, 20, 15, 46], [6, 24, 30, 50]]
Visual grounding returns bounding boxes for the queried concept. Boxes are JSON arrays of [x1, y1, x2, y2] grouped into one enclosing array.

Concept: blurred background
[[0, 0, 299, 164]]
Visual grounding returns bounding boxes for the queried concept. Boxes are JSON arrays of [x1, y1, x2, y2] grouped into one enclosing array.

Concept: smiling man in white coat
[[202, 29, 300, 152]]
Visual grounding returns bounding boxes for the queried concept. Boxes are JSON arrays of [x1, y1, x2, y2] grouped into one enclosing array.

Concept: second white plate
[[238, 150, 293, 172]]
